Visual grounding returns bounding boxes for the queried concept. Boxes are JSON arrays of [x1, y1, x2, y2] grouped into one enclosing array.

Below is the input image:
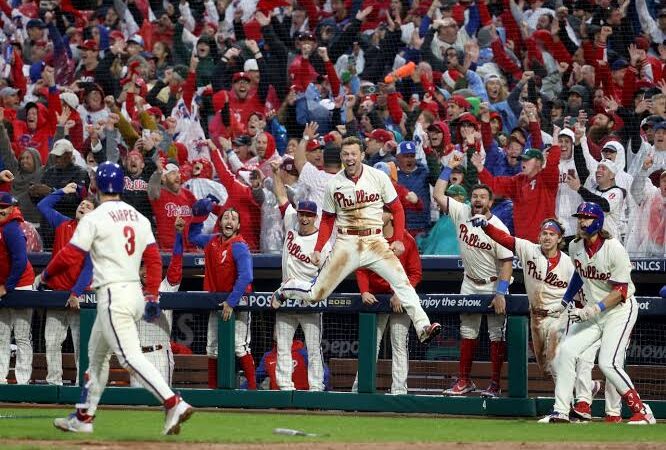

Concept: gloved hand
[[32, 273, 47, 291], [469, 214, 488, 228], [192, 198, 214, 217], [546, 302, 566, 318], [143, 295, 161, 322], [568, 303, 601, 323], [205, 193, 220, 204]]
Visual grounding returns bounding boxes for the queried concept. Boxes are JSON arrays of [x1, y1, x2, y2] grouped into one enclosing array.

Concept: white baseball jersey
[[513, 239, 574, 310], [556, 158, 582, 237], [294, 162, 335, 215], [590, 185, 626, 238], [447, 200, 514, 281], [281, 205, 332, 283], [568, 237, 636, 305], [69, 200, 156, 288], [322, 165, 397, 231]]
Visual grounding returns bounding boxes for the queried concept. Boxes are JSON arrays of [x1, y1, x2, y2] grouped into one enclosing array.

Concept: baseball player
[[272, 137, 442, 346], [433, 155, 513, 398], [0, 192, 35, 385], [45, 162, 193, 435], [271, 162, 330, 391], [539, 202, 655, 424], [36, 183, 94, 386], [130, 218, 185, 387], [189, 205, 256, 390], [352, 205, 420, 395]]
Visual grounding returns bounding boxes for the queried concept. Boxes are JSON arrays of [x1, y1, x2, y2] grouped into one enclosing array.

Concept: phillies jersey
[[150, 187, 196, 250], [590, 185, 625, 238], [322, 165, 397, 231], [568, 237, 636, 305], [69, 200, 155, 288], [281, 205, 331, 283], [513, 239, 574, 310], [447, 199, 514, 281]]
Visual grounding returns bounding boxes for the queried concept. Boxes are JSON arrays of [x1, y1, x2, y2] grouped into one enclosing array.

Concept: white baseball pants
[[459, 278, 505, 341], [131, 310, 174, 387], [281, 234, 430, 332], [351, 312, 411, 395], [206, 311, 251, 358], [79, 283, 175, 416], [0, 285, 33, 384], [275, 312, 324, 391], [45, 309, 80, 385], [552, 297, 638, 416], [574, 338, 623, 416]]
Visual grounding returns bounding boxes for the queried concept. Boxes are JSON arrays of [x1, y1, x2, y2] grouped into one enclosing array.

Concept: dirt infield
[[3, 441, 666, 450]]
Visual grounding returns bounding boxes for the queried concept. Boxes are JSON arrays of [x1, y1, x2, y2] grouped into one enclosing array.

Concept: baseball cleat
[[419, 322, 442, 344], [571, 401, 592, 421], [592, 379, 603, 397], [480, 381, 501, 398], [604, 415, 623, 423], [163, 397, 194, 435], [627, 404, 656, 425], [53, 412, 94, 433], [443, 379, 476, 396], [537, 412, 570, 423]]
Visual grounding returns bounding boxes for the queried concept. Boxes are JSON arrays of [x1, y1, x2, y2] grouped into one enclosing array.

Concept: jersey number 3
[[124, 226, 136, 255]]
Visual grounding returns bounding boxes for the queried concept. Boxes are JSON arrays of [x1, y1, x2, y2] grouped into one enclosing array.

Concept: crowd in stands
[[0, 0, 665, 258]]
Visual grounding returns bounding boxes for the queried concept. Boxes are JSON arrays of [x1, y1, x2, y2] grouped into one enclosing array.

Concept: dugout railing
[[0, 290, 664, 419]]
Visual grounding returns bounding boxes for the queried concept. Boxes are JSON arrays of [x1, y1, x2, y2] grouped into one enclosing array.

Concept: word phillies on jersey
[[333, 190, 380, 208], [285, 231, 311, 264], [164, 203, 192, 217], [458, 224, 492, 250], [574, 259, 611, 280], [107, 209, 140, 223], [525, 260, 568, 288], [124, 178, 148, 191]]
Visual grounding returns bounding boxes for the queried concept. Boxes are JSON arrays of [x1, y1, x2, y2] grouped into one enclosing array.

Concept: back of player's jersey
[[69, 200, 156, 289]]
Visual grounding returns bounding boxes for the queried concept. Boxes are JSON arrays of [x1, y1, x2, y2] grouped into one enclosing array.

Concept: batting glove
[[568, 303, 601, 323], [469, 214, 488, 228], [143, 295, 162, 322], [192, 198, 214, 217], [546, 302, 566, 318]]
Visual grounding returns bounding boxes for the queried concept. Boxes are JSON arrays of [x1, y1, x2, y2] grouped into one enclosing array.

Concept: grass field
[[0, 407, 665, 448]]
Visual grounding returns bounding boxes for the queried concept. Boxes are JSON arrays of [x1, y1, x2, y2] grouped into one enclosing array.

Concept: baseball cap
[[78, 39, 99, 51], [558, 128, 575, 142], [0, 87, 19, 97], [655, 122, 666, 132], [520, 148, 545, 162], [366, 129, 393, 144], [232, 72, 252, 83], [611, 59, 629, 71], [397, 141, 416, 155], [51, 139, 75, 156], [602, 141, 624, 154], [297, 31, 316, 41], [427, 121, 448, 134], [449, 95, 471, 109], [128, 34, 144, 47], [244, 59, 259, 72], [233, 135, 252, 146], [296, 200, 317, 216], [307, 139, 323, 152], [164, 163, 180, 175], [569, 85, 587, 98], [110, 30, 125, 42], [598, 158, 618, 175], [60, 92, 80, 109], [446, 184, 467, 198], [0, 192, 17, 207], [642, 115, 664, 129], [26, 18, 46, 29], [280, 157, 298, 176]]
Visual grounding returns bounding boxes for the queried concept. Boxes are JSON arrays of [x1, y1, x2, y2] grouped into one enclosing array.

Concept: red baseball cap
[[449, 95, 471, 109], [306, 139, 322, 152], [365, 129, 393, 143], [110, 30, 125, 42], [78, 39, 98, 51], [232, 72, 252, 83]]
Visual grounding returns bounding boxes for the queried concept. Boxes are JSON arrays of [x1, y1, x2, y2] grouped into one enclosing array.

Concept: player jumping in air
[[44, 162, 193, 435]]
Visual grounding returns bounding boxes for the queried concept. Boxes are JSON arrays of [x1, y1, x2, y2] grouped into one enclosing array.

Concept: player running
[[44, 162, 193, 435], [539, 202, 655, 424], [272, 136, 441, 345]]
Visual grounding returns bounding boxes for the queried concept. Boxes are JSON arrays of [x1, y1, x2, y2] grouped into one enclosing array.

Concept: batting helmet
[[96, 162, 124, 194], [572, 202, 604, 235]]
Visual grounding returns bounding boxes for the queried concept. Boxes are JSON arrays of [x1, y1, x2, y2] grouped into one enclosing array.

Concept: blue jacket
[[397, 163, 431, 231]]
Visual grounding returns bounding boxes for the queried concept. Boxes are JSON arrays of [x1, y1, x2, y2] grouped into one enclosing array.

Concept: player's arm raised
[[469, 215, 517, 252], [433, 153, 464, 215]]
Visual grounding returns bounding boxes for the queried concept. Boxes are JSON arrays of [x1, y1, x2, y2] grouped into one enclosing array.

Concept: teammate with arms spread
[[44, 162, 193, 435], [272, 137, 441, 345], [434, 155, 513, 398], [540, 202, 655, 424]]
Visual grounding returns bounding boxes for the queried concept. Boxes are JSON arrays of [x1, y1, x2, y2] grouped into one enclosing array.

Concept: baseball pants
[[282, 234, 430, 333], [275, 312, 324, 391], [552, 297, 638, 416], [459, 278, 505, 341], [78, 283, 175, 416], [45, 309, 80, 385], [0, 285, 33, 384], [131, 310, 174, 387], [574, 338, 623, 417], [352, 312, 411, 395], [206, 311, 251, 358]]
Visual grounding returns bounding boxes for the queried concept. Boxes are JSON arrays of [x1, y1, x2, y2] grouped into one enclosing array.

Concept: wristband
[[496, 279, 510, 296], [439, 166, 452, 181], [596, 301, 606, 312], [303, 135, 310, 141]]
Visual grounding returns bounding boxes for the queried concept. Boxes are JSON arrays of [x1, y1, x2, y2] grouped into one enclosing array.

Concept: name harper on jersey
[[458, 224, 492, 250], [333, 190, 380, 208], [525, 260, 568, 288], [574, 259, 611, 280], [108, 209, 139, 223], [286, 231, 312, 264]]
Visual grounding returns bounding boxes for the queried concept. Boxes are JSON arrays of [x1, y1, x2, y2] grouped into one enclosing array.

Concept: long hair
[[574, 228, 612, 242]]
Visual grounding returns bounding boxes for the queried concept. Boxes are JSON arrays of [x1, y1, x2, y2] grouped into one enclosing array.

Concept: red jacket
[[0, 209, 34, 289], [150, 187, 197, 251], [478, 145, 561, 243], [259, 341, 310, 391], [47, 218, 81, 292], [356, 232, 421, 294], [203, 234, 253, 294]]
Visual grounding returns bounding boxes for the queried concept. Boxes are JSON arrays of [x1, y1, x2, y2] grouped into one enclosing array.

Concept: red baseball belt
[[338, 228, 382, 236]]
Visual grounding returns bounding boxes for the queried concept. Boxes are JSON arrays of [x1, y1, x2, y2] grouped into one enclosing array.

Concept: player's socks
[[164, 395, 179, 410], [623, 389, 646, 413], [460, 339, 477, 381], [75, 409, 93, 422], [239, 354, 257, 390], [490, 341, 506, 384], [207, 358, 218, 389]]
